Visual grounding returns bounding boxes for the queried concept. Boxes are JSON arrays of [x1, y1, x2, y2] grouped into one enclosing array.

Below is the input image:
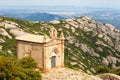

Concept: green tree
[[19, 56, 37, 69], [0, 56, 42, 80]]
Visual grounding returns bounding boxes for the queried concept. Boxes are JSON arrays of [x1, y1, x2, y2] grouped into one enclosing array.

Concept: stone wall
[[44, 39, 64, 72], [16, 40, 44, 69]]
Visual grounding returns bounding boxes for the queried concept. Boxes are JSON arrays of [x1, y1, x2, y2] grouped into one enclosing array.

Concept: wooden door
[[51, 56, 56, 68]]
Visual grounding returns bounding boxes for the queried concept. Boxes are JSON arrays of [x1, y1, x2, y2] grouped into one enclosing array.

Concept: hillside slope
[[0, 16, 119, 74]]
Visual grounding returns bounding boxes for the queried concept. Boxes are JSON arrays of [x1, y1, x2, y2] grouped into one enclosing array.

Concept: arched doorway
[[51, 56, 56, 68]]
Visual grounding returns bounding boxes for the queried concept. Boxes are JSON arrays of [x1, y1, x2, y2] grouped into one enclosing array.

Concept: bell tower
[[49, 27, 57, 39]]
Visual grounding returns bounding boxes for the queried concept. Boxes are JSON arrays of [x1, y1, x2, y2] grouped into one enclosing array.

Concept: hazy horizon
[[0, 0, 120, 9]]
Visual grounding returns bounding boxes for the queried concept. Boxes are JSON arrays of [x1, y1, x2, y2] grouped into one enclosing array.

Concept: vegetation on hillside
[[95, 66, 120, 76], [0, 16, 120, 75], [0, 56, 41, 80]]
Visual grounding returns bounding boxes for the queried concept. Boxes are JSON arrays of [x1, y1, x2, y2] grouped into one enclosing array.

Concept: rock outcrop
[[42, 68, 102, 80], [97, 73, 120, 80], [0, 16, 120, 74]]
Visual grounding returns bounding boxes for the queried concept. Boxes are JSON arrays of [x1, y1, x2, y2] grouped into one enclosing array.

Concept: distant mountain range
[[0, 9, 120, 29], [23, 13, 64, 21], [0, 12, 64, 21]]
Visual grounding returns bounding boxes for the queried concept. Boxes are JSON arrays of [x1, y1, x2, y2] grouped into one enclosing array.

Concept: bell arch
[[49, 27, 57, 38]]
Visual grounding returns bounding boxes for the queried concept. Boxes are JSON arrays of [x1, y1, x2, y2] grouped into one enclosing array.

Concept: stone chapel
[[16, 27, 64, 73]]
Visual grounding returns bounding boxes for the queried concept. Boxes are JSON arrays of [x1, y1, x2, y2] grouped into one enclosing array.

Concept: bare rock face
[[42, 68, 102, 80], [102, 57, 109, 65], [2, 22, 18, 29], [63, 16, 120, 72], [0, 16, 120, 76], [83, 27, 91, 31], [97, 73, 120, 80], [97, 47, 103, 52], [0, 20, 29, 37], [65, 18, 79, 28], [98, 34, 104, 38], [0, 39, 5, 43], [81, 16, 92, 21], [80, 44, 99, 57], [71, 27, 75, 33], [49, 20, 60, 24], [10, 29, 29, 37], [0, 28, 12, 39], [106, 56, 120, 68], [95, 40, 107, 46], [103, 35, 113, 46], [80, 44, 89, 53], [64, 24, 70, 29], [0, 46, 2, 50], [105, 24, 115, 31]]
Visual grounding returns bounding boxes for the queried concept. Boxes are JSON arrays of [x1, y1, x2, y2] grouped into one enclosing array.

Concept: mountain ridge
[[0, 16, 119, 75], [23, 12, 64, 21]]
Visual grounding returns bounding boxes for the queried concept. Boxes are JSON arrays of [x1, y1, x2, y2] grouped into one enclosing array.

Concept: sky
[[0, 0, 120, 9]]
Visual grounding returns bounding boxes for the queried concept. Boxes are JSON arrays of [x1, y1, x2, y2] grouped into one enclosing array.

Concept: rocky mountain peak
[[0, 16, 119, 76]]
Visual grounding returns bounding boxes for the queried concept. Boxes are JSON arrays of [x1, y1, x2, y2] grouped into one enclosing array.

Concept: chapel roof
[[16, 34, 51, 43]]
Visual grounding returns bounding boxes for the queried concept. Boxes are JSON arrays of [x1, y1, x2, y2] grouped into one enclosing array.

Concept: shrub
[[112, 67, 120, 76], [19, 56, 37, 69], [95, 66, 111, 74], [0, 56, 41, 80]]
